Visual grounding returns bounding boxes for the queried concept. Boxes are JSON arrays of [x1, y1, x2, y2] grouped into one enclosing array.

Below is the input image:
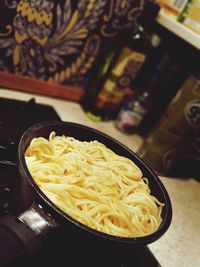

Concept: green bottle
[[81, 44, 119, 122]]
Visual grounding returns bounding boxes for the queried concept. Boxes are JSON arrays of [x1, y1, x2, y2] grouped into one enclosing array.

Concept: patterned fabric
[[0, 0, 144, 90]]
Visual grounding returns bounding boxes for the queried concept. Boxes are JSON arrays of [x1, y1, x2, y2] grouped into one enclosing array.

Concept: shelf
[[156, 11, 200, 50]]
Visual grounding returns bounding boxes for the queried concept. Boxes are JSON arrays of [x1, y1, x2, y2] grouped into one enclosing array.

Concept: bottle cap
[[139, 0, 160, 26], [144, 0, 160, 17]]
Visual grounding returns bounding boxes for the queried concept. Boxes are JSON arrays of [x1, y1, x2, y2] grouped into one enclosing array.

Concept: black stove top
[[0, 97, 161, 267]]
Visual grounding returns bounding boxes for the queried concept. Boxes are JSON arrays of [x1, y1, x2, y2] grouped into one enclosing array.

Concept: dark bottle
[[81, 0, 161, 122], [137, 59, 188, 136], [114, 53, 172, 134]]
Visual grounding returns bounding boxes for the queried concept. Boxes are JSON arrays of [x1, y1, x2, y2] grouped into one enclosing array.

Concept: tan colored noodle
[[25, 132, 164, 237]]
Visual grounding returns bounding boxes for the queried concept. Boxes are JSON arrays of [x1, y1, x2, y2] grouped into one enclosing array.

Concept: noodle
[[25, 131, 164, 237]]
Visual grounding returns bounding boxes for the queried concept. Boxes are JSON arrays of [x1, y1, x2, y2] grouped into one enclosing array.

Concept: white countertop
[[0, 88, 200, 267]]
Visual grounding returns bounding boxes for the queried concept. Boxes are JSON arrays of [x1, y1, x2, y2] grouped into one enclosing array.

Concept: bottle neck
[[135, 0, 160, 30]]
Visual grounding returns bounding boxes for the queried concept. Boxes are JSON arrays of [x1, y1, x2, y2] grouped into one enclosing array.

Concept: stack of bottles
[[81, 0, 161, 122], [115, 49, 188, 136], [81, 0, 192, 140]]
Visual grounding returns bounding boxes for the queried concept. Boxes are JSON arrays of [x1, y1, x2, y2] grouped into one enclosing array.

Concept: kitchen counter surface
[[0, 88, 200, 267]]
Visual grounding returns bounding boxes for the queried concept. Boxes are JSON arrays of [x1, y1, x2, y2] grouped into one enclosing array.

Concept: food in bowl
[[25, 131, 164, 238]]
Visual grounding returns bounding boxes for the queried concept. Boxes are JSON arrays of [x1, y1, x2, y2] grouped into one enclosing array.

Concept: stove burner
[[0, 97, 161, 267]]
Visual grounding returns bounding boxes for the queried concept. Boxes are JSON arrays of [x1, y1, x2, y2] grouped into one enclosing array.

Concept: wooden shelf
[[0, 72, 85, 102], [156, 11, 200, 50]]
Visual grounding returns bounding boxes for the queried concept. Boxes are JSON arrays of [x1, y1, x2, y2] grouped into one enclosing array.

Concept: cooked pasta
[[25, 132, 164, 237]]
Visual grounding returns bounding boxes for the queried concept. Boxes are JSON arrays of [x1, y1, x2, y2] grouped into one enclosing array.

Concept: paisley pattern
[[0, 0, 144, 90]]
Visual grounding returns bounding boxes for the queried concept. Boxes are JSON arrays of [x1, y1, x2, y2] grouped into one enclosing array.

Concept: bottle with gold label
[[81, 1, 161, 121]]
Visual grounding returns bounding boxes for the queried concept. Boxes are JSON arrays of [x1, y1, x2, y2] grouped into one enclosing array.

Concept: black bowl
[[17, 120, 172, 247]]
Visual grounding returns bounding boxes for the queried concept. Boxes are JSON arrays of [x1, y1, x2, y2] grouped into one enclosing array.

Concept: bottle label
[[184, 99, 200, 128], [95, 46, 146, 110], [115, 102, 147, 133], [160, 75, 200, 136]]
